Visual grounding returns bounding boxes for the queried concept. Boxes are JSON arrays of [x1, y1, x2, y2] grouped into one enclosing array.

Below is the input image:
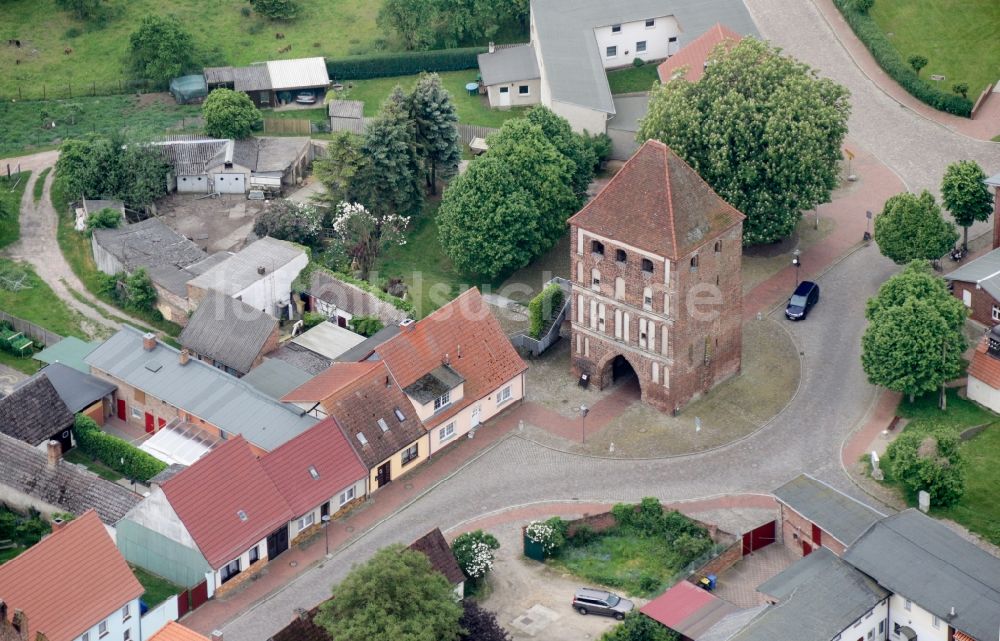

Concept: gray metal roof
[[187, 236, 305, 297], [478, 44, 540, 85], [699, 606, 768, 641], [530, 0, 758, 114], [234, 64, 272, 92], [402, 364, 465, 403], [34, 337, 102, 373], [241, 358, 313, 400], [843, 509, 1000, 641], [86, 326, 317, 451], [334, 324, 401, 362], [148, 462, 187, 485], [290, 322, 366, 361], [266, 57, 330, 90], [732, 548, 889, 641], [269, 342, 333, 375], [146, 264, 196, 297], [773, 473, 885, 545], [255, 137, 310, 173], [93, 218, 207, 272], [203, 66, 236, 85], [0, 431, 141, 525], [82, 199, 124, 216], [152, 138, 228, 176], [328, 100, 364, 119], [985, 171, 1000, 187], [944, 247, 1000, 300], [179, 291, 279, 375], [18, 363, 116, 415]]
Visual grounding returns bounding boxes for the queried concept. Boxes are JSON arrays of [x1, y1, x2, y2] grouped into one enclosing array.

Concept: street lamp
[[791, 249, 801, 289], [321, 514, 332, 558], [864, 210, 873, 242], [579, 405, 589, 445]]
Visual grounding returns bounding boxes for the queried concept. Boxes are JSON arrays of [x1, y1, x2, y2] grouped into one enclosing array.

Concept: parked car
[[785, 280, 820, 321], [295, 92, 317, 104], [572, 588, 634, 620]]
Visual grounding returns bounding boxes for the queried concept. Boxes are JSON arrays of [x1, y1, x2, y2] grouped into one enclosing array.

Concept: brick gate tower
[[568, 140, 745, 414]]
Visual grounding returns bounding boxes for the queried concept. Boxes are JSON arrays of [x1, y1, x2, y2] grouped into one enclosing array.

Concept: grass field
[[607, 64, 660, 95], [0, 259, 89, 339], [0, 172, 30, 249], [870, 0, 1000, 96], [64, 448, 123, 482], [131, 565, 183, 607]]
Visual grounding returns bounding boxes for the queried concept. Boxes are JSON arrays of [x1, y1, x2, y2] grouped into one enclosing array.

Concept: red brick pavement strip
[[810, 0, 1000, 142], [841, 388, 902, 471]]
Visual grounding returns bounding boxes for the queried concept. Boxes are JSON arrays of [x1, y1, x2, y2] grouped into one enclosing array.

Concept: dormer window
[[434, 390, 451, 411], [616, 249, 627, 264], [377, 418, 390, 433], [592, 240, 604, 256]]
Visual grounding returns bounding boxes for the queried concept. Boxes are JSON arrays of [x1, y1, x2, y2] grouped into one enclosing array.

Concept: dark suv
[[785, 280, 820, 321], [572, 588, 634, 620]]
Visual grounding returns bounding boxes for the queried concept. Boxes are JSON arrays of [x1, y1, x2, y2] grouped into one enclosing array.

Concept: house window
[[639, 318, 648, 349], [867, 629, 873, 640], [993, 304, 1000, 321], [903, 599, 911, 612], [591, 268, 601, 289], [715, 240, 722, 253], [614, 309, 623, 339], [121, 603, 131, 622], [401, 443, 419, 465], [642, 258, 654, 274], [433, 391, 451, 411], [606, 46, 618, 58], [643, 287, 653, 311], [592, 240, 604, 255], [518, 85, 530, 95], [615, 277, 625, 300], [932, 616, 940, 629], [962, 289, 972, 306], [598, 303, 606, 331], [297, 512, 315, 531], [130, 407, 143, 420], [99, 621, 109, 639], [616, 249, 627, 263], [645, 18, 655, 27], [83, 634, 90, 641], [636, 41, 647, 53], [339, 486, 356, 506], [577, 295, 584, 323], [878, 620, 885, 635], [123, 631, 131, 641], [690, 255, 699, 271], [669, 36, 678, 43], [611, 24, 621, 33], [497, 386, 512, 405], [220, 558, 241, 584], [133, 390, 145, 404], [249, 546, 259, 564], [439, 422, 456, 442], [590, 299, 598, 330]]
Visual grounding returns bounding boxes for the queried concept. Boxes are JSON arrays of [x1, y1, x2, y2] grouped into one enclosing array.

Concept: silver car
[[572, 588, 634, 620]]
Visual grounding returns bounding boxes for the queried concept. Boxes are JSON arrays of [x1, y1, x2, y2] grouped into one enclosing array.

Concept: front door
[[144, 412, 155, 434], [55, 427, 73, 453], [471, 405, 481, 428], [117, 399, 126, 420], [320, 502, 330, 519], [802, 540, 812, 556], [498, 86, 511, 107], [266, 524, 289, 559], [376, 461, 392, 488]]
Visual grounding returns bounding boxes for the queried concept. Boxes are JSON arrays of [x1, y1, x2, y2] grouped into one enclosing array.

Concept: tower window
[[690, 255, 699, 271], [714, 241, 722, 253], [592, 240, 604, 255], [616, 249, 627, 263], [642, 258, 654, 274]]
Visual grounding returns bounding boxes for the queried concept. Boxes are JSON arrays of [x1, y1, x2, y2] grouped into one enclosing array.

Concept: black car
[[785, 281, 819, 320]]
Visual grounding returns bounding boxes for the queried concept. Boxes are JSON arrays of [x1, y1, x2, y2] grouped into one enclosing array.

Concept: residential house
[[33, 336, 102, 373], [86, 326, 317, 455], [147, 622, 215, 641], [475, 0, 757, 134], [270, 608, 328, 641], [327, 100, 366, 135], [14, 362, 116, 429], [773, 473, 884, 557], [91, 218, 206, 278], [288, 322, 366, 361], [283, 361, 431, 492], [945, 172, 1000, 325], [656, 23, 742, 83], [186, 236, 308, 320], [568, 140, 745, 414], [0, 432, 141, 526], [0, 511, 143, 641], [966, 326, 1000, 413], [409, 528, 466, 599], [306, 270, 410, 328], [179, 292, 281, 377], [204, 57, 331, 108], [0, 375, 75, 452], [147, 252, 233, 326]]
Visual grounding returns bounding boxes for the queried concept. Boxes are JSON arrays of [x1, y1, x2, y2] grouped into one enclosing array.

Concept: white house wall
[[72, 597, 141, 641], [888, 595, 948, 641], [121, 486, 200, 551], [288, 478, 367, 538], [427, 373, 524, 454], [212, 538, 266, 591], [485, 79, 542, 108], [91, 235, 126, 276], [966, 377, 1000, 414], [834, 599, 889, 641], [235, 251, 309, 316], [593, 16, 679, 69], [550, 100, 609, 135]]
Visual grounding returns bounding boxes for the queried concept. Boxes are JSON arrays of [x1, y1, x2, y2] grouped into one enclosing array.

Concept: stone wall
[[213, 557, 268, 598], [686, 538, 743, 583]]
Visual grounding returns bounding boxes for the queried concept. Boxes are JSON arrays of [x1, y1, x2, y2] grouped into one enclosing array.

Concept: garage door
[[214, 173, 245, 194]]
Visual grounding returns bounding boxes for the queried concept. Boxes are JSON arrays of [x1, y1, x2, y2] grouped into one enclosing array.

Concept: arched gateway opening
[[597, 354, 641, 400]]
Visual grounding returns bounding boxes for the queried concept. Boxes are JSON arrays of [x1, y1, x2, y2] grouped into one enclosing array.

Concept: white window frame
[[606, 45, 618, 58], [903, 599, 911, 612], [98, 620, 109, 638], [297, 512, 315, 531], [518, 85, 530, 96], [497, 386, 512, 405], [591, 268, 601, 290], [249, 545, 259, 564], [645, 18, 655, 27], [932, 616, 940, 629], [220, 558, 241, 583], [339, 485, 356, 506], [433, 391, 451, 411], [498, 86, 509, 94], [121, 603, 131, 622], [130, 407, 143, 420], [82, 634, 91, 641], [611, 24, 621, 33], [439, 422, 456, 442], [401, 443, 419, 465], [643, 287, 653, 311], [123, 631, 132, 641], [636, 40, 647, 53], [962, 289, 971, 306], [992, 304, 1000, 321]]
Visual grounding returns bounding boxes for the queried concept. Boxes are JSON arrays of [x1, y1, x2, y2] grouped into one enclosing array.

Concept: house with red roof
[[115, 421, 366, 600], [0, 511, 143, 641], [966, 326, 1000, 413], [656, 23, 742, 84]]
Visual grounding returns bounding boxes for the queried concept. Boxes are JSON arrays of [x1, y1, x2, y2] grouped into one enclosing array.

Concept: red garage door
[[742, 520, 776, 555]]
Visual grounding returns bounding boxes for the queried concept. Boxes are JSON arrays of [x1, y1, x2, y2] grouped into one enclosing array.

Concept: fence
[[456, 123, 497, 146], [326, 116, 497, 146], [139, 595, 179, 641], [0, 310, 63, 348], [510, 277, 569, 357], [0, 78, 166, 103], [263, 118, 313, 135]]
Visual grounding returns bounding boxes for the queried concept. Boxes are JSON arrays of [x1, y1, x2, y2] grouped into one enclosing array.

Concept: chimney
[[442, 353, 450, 366], [400, 318, 415, 332], [488, 41, 495, 54], [50, 517, 67, 533], [11, 610, 26, 639], [179, 348, 190, 366], [211, 631, 224, 641], [142, 332, 156, 351], [0, 600, 7, 623], [457, 344, 462, 359], [257, 265, 266, 275], [988, 326, 1000, 359], [295, 608, 308, 621], [46, 440, 61, 468], [949, 606, 956, 617]]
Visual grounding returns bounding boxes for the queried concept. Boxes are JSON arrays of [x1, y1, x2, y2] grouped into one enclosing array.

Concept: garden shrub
[[885, 428, 965, 507], [73, 414, 167, 482], [86, 207, 122, 234], [570, 524, 596, 545], [327, 47, 486, 80], [451, 530, 500, 580], [638, 573, 661, 594], [673, 533, 713, 560], [831, 0, 972, 116], [350, 315, 384, 337], [528, 283, 565, 339], [302, 312, 327, 329]]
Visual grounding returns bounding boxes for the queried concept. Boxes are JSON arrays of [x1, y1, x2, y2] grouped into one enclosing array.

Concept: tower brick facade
[[567, 140, 745, 414]]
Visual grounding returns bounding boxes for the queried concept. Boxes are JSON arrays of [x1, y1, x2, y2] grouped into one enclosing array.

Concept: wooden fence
[[0, 310, 62, 348], [263, 118, 313, 135], [456, 123, 497, 146], [326, 117, 497, 146]]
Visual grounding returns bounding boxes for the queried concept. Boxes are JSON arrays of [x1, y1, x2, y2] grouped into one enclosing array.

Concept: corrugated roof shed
[[187, 236, 305, 297], [93, 218, 207, 272], [34, 336, 102, 373], [17, 362, 116, 414], [328, 100, 364, 119], [266, 57, 330, 90], [291, 322, 366, 361], [477, 44, 540, 85], [86, 326, 318, 451], [234, 64, 273, 92], [0, 374, 74, 446], [0, 511, 144, 641], [152, 139, 228, 176], [772, 473, 885, 546], [204, 66, 236, 85], [641, 580, 738, 638], [179, 291, 279, 375]]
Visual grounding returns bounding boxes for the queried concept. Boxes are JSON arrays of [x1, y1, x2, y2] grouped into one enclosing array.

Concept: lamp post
[[791, 249, 801, 289], [579, 405, 589, 445], [864, 210, 873, 242], [321, 514, 332, 558]]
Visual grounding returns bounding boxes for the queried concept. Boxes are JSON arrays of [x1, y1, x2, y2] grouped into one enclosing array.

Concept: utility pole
[[940, 339, 947, 411]]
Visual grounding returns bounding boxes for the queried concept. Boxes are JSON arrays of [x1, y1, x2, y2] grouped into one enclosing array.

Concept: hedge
[[328, 47, 487, 80], [332, 270, 417, 317], [528, 283, 565, 339], [832, 0, 973, 116], [73, 414, 167, 483]]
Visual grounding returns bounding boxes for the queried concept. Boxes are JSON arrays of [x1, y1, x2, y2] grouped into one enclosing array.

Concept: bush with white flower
[[329, 201, 409, 278], [525, 518, 566, 554], [451, 530, 500, 580]]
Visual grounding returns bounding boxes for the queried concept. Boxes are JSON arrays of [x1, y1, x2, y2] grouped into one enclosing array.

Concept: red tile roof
[[968, 338, 1000, 389], [162, 436, 293, 568], [281, 361, 381, 403], [409, 528, 464, 586], [657, 23, 743, 84], [640, 580, 737, 637], [374, 288, 527, 425], [0, 511, 143, 641], [260, 417, 367, 516], [147, 622, 211, 641], [568, 140, 745, 260]]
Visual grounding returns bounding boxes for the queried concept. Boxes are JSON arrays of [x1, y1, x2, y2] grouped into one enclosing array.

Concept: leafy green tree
[[885, 428, 965, 507], [350, 315, 384, 337], [331, 202, 409, 279], [203, 88, 261, 139], [56, 135, 168, 209], [941, 160, 993, 251], [355, 88, 424, 218], [253, 200, 324, 247], [851, 0, 874, 13], [438, 119, 576, 277], [377, 0, 514, 50], [952, 83, 969, 99], [128, 15, 196, 86], [315, 544, 463, 641], [55, 0, 103, 21], [601, 611, 679, 641], [410, 73, 461, 195], [377, 0, 440, 50], [119, 144, 171, 208], [312, 132, 369, 207], [874, 191, 958, 263], [86, 208, 123, 234], [459, 601, 510, 641], [451, 530, 500, 580], [908, 54, 928, 75], [638, 38, 850, 245], [865, 261, 965, 331], [526, 107, 596, 202], [249, 0, 299, 20]]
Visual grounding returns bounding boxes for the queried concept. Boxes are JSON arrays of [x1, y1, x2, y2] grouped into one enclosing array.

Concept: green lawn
[[337, 70, 528, 128], [607, 64, 660, 95], [131, 565, 182, 608], [0, 94, 201, 158], [895, 388, 997, 435], [0, 259, 89, 339], [32, 168, 49, 202], [870, 0, 1000, 96], [0, 172, 30, 249], [64, 448, 123, 482]]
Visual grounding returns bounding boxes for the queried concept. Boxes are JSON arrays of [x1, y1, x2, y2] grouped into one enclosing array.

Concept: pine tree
[[410, 73, 461, 195], [356, 87, 424, 217]]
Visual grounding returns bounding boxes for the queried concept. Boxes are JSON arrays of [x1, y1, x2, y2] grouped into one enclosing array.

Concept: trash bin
[[523, 532, 546, 561], [707, 574, 717, 590]]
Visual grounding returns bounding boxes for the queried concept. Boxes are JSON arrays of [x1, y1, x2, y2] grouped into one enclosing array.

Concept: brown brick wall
[[950, 280, 997, 327], [778, 504, 846, 557], [569, 223, 743, 413], [153, 284, 194, 328], [688, 539, 742, 580], [213, 557, 267, 598]]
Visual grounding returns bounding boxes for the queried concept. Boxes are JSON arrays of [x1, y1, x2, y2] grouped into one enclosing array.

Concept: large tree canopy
[[56, 135, 169, 209], [638, 38, 850, 245], [128, 15, 196, 85], [525, 106, 597, 202], [355, 87, 424, 218], [941, 160, 993, 251], [874, 191, 958, 264], [202, 88, 261, 139], [377, 0, 522, 50], [410, 73, 461, 194]]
